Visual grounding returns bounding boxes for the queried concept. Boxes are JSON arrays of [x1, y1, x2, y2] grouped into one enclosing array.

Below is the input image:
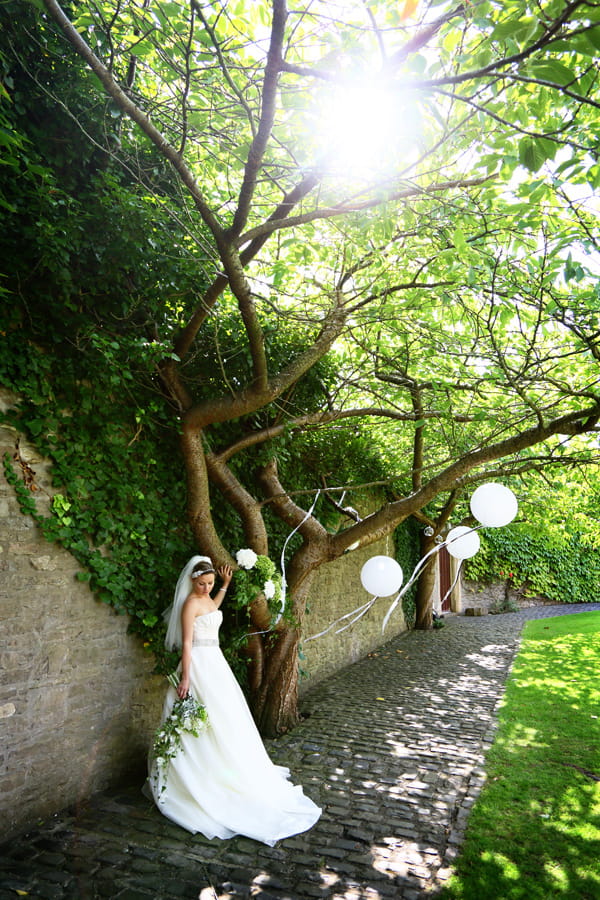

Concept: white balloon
[[360, 556, 403, 596], [470, 482, 518, 528], [446, 525, 480, 560]]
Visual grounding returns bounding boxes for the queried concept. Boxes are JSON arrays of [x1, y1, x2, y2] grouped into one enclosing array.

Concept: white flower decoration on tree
[[236, 548, 258, 569], [232, 550, 283, 620]]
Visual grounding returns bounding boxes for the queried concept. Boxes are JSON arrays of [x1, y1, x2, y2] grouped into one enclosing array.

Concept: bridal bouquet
[[152, 673, 209, 793]]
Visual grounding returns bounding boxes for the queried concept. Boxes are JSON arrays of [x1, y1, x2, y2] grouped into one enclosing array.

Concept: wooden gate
[[439, 545, 452, 611]]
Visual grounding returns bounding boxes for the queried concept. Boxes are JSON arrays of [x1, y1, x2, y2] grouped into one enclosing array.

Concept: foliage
[[0, 8, 205, 670], [488, 596, 520, 615], [441, 612, 600, 900], [465, 524, 600, 605], [432, 613, 445, 629], [1, 379, 194, 675], [515, 462, 600, 551], [395, 516, 421, 628], [231, 550, 284, 620]]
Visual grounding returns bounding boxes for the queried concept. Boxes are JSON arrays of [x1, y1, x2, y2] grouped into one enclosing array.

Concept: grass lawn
[[439, 610, 600, 900]]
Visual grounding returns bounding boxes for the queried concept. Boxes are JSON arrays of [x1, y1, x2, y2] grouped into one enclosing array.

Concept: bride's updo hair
[[191, 559, 216, 579]]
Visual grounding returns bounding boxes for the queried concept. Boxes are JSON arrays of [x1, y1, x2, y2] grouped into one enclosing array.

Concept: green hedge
[[465, 524, 600, 604]]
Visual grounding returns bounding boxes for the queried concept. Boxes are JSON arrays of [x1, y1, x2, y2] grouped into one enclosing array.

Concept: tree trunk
[[250, 626, 301, 736], [180, 424, 229, 563], [415, 533, 437, 630], [248, 553, 318, 736]]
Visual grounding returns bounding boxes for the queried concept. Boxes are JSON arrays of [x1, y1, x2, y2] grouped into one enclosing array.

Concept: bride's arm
[[177, 598, 196, 698], [213, 565, 233, 609]]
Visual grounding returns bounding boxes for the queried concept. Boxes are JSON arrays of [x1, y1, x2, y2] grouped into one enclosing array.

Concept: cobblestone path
[[2, 604, 598, 900]]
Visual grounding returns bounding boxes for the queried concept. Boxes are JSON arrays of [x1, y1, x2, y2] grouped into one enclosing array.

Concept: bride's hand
[[177, 676, 190, 699], [218, 564, 233, 586]]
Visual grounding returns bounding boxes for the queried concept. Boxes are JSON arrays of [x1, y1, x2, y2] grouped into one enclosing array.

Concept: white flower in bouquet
[[263, 579, 276, 600], [236, 548, 258, 570]]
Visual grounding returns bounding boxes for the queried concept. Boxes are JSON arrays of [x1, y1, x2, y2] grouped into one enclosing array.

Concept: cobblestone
[[1, 603, 598, 900]]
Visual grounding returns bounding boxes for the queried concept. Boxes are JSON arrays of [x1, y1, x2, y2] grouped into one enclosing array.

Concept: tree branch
[[415, 0, 592, 90], [181, 298, 348, 431], [226, 0, 288, 239], [237, 176, 491, 247], [41, 0, 225, 242], [257, 458, 329, 546], [212, 404, 473, 465], [191, 0, 258, 138]]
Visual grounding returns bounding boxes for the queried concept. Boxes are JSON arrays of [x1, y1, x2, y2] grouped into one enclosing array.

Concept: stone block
[[29, 555, 58, 572]]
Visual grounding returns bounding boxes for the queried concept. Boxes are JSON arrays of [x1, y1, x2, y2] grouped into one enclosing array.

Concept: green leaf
[[452, 227, 468, 254], [0, 195, 17, 213], [528, 61, 577, 86], [518, 137, 555, 172], [583, 26, 600, 52], [492, 18, 532, 41]]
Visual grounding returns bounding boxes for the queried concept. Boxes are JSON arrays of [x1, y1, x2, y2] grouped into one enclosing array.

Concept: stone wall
[[299, 533, 404, 694], [0, 395, 408, 838], [0, 411, 165, 840], [461, 578, 558, 613]]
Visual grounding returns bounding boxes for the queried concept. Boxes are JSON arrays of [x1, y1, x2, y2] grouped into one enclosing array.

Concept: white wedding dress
[[147, 610, 321, 845]]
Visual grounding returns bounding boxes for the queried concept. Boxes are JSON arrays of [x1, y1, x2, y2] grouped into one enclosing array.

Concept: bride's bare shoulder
[[184, 594, 217, 617], [182, 594, 202, 615]]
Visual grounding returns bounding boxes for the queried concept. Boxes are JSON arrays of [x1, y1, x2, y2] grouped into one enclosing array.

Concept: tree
[[8, 0, 600, 733]]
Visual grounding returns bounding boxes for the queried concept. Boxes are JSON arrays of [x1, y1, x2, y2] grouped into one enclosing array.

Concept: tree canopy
[[2, 0, 599, 732]]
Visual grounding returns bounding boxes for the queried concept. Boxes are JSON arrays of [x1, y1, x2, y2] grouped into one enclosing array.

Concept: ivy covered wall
[[0, 414, 165, 840], [465, 525, 600, 607]]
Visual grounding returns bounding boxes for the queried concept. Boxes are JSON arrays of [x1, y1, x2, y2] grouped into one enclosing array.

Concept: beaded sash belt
[[193, 638, 219, 647]]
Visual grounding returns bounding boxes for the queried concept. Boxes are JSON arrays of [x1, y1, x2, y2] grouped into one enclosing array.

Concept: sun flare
[[314, 77, 419, 177]]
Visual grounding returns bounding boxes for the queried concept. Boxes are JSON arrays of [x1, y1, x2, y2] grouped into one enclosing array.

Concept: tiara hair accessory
[[191, 567, 215, 578]]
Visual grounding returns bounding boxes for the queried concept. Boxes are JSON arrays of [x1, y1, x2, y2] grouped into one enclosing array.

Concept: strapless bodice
[[192, 609, 222, 646]]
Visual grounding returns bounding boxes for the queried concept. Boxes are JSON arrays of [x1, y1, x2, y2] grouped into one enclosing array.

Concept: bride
[[147, 555, 321, 845]]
